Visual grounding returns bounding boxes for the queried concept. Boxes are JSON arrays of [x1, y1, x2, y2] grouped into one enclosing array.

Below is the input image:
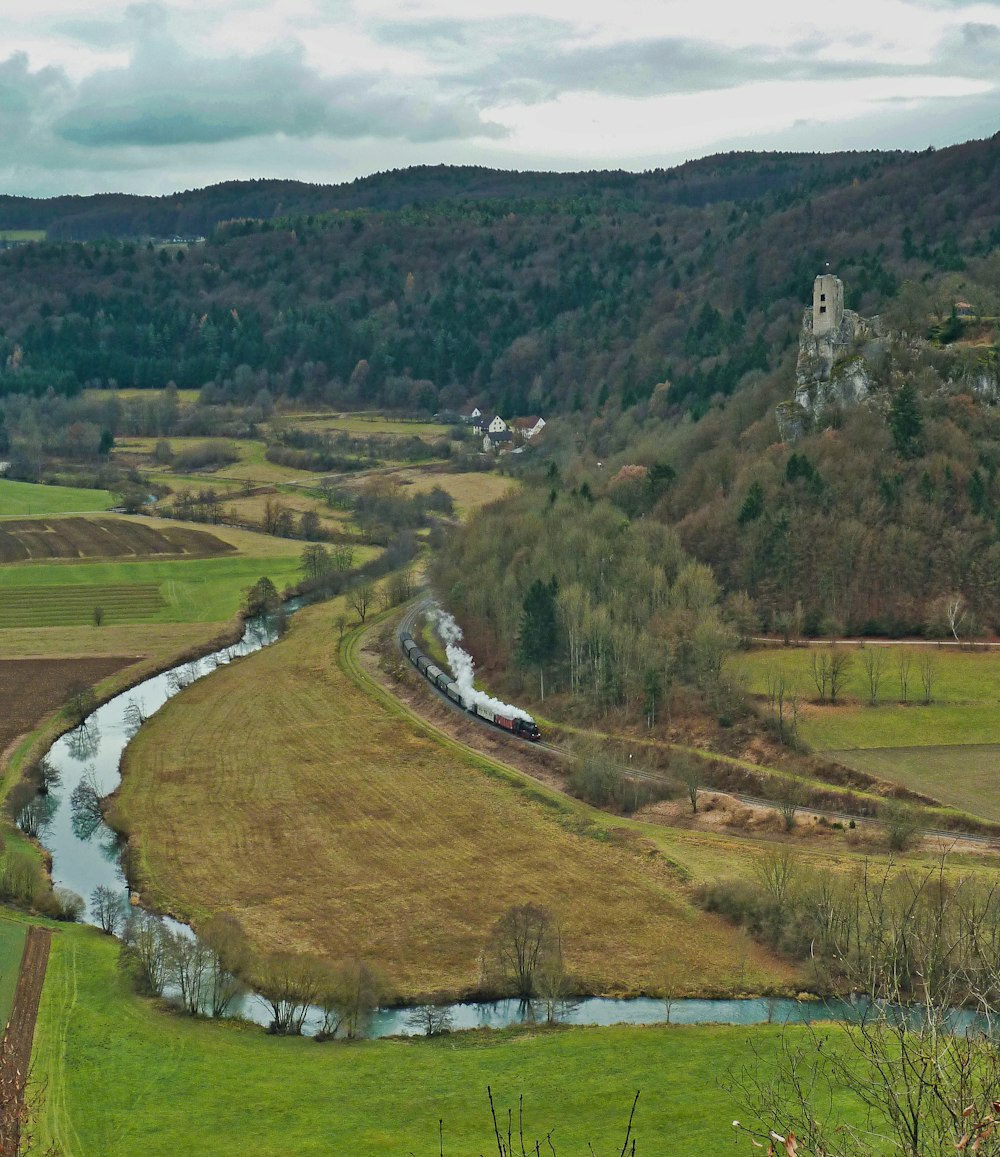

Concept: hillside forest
[[4, 137, 1000, 661]]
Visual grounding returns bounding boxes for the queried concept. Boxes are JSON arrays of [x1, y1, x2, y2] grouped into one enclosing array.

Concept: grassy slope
[[740, 646, 1000, 749], [34, 921, 784, 1157], [0, 480, 112, 517], [114, 600, 794, 1000], [0, 915, 26, 1028]]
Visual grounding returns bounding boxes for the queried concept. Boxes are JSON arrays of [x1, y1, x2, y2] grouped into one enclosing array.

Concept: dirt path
[[0, 927, 52, 1151]]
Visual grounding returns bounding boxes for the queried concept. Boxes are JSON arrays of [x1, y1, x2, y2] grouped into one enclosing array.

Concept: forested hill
[[0, 136, 999, 423], [2, 152, 892, 239]]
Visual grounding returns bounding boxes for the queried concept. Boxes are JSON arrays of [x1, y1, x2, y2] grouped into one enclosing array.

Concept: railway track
[[396, 600, 999, 849]]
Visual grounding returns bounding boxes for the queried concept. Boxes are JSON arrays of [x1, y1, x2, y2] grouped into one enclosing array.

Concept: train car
[[434, 671, 452, 692], [416, 654, 433, 675], [403, 641, 419, 661], [445, 683, 464, 705], [425, 663, 443, 683]]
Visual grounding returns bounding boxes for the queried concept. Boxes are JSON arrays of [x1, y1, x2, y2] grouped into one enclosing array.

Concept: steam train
[[399, 632, 541, 741]]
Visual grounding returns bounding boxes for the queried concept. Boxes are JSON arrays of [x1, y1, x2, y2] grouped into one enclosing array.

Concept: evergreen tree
[[518, 577, 559, 699], [889, 381, 924, 457]]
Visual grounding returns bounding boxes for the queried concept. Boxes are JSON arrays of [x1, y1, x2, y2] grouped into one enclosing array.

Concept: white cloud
[[0, 0, 998, 195]]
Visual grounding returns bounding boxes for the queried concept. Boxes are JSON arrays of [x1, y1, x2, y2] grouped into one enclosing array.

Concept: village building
[[487, 415, 507, 434], [483, 429, 513, 453]]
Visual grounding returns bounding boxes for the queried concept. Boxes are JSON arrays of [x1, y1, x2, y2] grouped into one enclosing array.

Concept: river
[[31, 609, 854, 1038]]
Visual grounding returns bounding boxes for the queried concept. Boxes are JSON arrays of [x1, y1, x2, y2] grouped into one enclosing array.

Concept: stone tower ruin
[[812, 273, 844, 336]]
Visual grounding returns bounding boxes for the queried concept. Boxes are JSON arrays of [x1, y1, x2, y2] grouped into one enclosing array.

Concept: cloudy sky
[[3, 0, 1000, 197]]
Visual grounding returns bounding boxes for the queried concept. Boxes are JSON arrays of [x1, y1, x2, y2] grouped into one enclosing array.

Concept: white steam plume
[[431, 607, 532, 722]]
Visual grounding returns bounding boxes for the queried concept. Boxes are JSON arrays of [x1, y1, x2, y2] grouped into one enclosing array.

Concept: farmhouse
[[483, 429, 513, 453], [512, 416, 546, 440]]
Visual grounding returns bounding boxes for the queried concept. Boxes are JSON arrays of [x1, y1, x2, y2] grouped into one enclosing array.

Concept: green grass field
[[0, 916, 26, 1029], [0, 480, 112, 518], [0, 555, 304, 625], [828, 744, 1000, 821], [740, 646, 1000, 748], [0, 230, 45, 242], [33, 920, 791, 1157], [741, 645, 1000, 820]]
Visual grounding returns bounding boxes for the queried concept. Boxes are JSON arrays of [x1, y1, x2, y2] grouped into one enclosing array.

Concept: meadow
[[0, 480, 112, 518], [114, 599, 793, 1000], [0, 554, 303, 626], [740, 644, 1000, 819], [32, 918, 794, 1157]]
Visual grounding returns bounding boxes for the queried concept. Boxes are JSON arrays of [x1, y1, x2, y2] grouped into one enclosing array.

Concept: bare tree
[[90, 885, 127, 935], [810, 651, 831, 702], [945, 593, 967, 642], [255, 953, 327, 1035], [775, 781, 802, 832], [486, 904, 556, 999], [404, 1004, 454, 1037], [730, 864, 1000, 1157], [200, 913, 248, 1018], [164, 930, 214, 1015], [674, 755, 702, 814], [533, 930, 575, 1024], [121, 910, 169, 996], [318, 958, 388, 1040], [859, 646, 886, 707], [753, 847, 797, 908], [918, 651, 938, 704], [896, 648, 912, 703], [349, 581, 374, 623], [827, 649, 853, 704]]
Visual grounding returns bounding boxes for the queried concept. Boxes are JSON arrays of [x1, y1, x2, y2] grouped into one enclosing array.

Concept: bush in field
[[172, 440, 240, 472]]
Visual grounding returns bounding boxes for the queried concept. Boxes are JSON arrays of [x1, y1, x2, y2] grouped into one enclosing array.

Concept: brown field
[[222, 491, 353, 536], [115, 601, 795, 1001], [389, 468, 518, 517], [0, 655, 138, 756], [0, 517, 236, 564]]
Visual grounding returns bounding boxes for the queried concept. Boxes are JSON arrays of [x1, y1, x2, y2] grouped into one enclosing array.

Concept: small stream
[[31, 610, 861, 1038]]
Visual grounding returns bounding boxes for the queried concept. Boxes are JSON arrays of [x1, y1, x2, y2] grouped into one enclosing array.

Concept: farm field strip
[[0, 480, 112, 518], [0, 517, 236, 565], [0, 555, 304, 625], [0, 918, 27, 1030], [114, 599, 792, 999], [0, 584, 165, 627]]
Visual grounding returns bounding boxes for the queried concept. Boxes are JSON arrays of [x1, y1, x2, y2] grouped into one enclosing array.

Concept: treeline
[[1, 139, 999, 422], [431, 484, 743, 719]]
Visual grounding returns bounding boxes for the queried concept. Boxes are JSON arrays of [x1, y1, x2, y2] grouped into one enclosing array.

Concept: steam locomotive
[[399, 632, 541, 741]]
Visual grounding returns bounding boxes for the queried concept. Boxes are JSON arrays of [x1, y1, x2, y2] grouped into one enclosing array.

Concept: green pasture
[[0, 554, 304, 626], [0, 230, 45, 242], [0, 915, 26, 1029], [829, 745, 1000, 821], [0, 480, 112, 518], [740, 645, 1000, 749], [83, 388, 200, 405], [33, 922, 824, 1157]]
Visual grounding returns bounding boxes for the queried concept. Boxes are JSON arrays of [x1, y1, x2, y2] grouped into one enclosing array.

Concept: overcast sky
[[3, 0, 1000, 197]]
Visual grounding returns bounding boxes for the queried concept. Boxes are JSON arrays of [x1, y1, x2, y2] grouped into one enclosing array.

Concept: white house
[[483, 430, 513, 453], [488, 415, 507, 434], [513, 416, 546, 440], [468, 406, 482, 420]]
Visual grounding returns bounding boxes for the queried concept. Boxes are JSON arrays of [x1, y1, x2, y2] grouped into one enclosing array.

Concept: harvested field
[[0, 584, 165, 627], [116, 601, 794, 1000], [0, 656, 138, 755], [0, 517, 236, 564]]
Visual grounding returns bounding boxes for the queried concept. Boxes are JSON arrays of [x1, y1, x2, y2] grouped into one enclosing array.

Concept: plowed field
[[0, 656, 137, 754], [0, 517, 235, 564]]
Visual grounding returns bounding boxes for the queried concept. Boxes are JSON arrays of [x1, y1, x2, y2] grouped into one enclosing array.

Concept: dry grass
[[221, 491, 353, 535], [391, 469, 518, 518], [115, 601, 795, 1001], [0, 622, 226, 660]]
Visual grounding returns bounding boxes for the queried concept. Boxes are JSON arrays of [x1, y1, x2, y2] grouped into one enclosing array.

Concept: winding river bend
[[33, 610, 853, 1037]]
